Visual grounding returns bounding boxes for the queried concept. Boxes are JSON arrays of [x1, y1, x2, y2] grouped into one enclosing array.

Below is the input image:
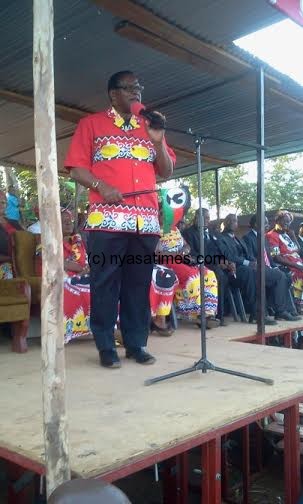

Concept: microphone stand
[[145, 129, 273, 387]]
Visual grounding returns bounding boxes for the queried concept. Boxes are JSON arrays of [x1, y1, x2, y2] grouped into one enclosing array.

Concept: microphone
[[130, 101, 166, 130]]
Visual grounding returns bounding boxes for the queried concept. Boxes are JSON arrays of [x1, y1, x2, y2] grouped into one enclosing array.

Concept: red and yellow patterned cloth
[[63, 234, 90, 343], [267, 227, 303, 305], [64, 107, 176, 234]]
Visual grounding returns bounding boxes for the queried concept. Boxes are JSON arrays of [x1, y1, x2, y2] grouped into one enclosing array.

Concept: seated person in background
[[37, 208, 91, 343], [5, 185, 22, 228], [243, 214, 300, 321], [220, 214, 277, 325], [0, 190, 22, 279], [267, 211, 303, 314], [159, 227, 219, 327], [77, 212, 89, 249], [209, 218, 222, 234], [176, 218, 186, 233], [150, 263, 179, 336], [27, 206, 41, 234], [183, 208, 234, 324], [62, 208, 91, 343], [158, 188, 219, 328], [297, 222, 303, 257]]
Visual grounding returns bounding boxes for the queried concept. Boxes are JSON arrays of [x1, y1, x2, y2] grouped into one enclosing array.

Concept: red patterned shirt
[[64, 107, 176, 235]]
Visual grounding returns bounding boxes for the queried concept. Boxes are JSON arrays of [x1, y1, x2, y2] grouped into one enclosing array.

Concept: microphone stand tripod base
[[144, 357, 274, 386]]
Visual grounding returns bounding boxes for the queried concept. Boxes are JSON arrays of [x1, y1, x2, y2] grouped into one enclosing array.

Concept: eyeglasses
[[115, 84, 144, 93]]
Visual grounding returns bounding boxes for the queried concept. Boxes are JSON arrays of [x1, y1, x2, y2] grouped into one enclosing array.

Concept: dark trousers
[[230, 265, 256, 316], [209, 266, 229, 320], [265, 266, 290, 314], [88, 231, 159, 352]]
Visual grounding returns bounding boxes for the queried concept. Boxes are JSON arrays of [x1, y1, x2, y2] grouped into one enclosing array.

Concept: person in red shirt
[[64, 71, 176, 368]]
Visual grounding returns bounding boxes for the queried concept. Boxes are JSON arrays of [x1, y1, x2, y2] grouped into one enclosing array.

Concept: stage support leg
[[7, 463, 36, 504], [162, 457, 177, 504], [284, 403, 301, 504], [176, 452, 189, 504], [284, 331, 292, 348], [242, 426, 250, 504], [221, 435, 229, 502], [201, 437, 221, 504], [255, 422, 264, 473]]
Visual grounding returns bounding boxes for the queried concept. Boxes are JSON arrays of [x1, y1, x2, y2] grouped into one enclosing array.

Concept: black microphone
[[130, 101, 166, 130]]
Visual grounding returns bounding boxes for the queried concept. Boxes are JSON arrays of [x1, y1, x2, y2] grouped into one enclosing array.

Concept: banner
[[268, 0, 303, 27]]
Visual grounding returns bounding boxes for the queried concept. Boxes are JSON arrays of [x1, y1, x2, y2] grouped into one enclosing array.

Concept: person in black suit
[[220, 214, 264, 323], [222, 214, 298, 323], [243, 214, 300, 321], [182, 208, 233, 325], [297, 222, 303, 257]]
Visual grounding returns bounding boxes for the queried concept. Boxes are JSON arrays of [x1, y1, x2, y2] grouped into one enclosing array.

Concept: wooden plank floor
[[1, 321, 303, 479]]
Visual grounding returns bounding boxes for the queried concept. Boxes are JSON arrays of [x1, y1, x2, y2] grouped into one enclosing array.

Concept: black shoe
[[249, 315, 277, 325], [275, 311, 301, 321], [150, 320, 173, 336], [99, 349, 121, 369], [126, 348, 156, 365], [265, 317, 277, 325], [196, 316, 220, 329]]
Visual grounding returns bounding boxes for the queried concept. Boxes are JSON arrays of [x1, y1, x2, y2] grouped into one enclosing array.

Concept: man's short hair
[[107, 71, 134, 93]]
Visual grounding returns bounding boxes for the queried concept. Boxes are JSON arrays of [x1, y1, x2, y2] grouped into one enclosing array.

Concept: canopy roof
[[1, 0, 302, 176]]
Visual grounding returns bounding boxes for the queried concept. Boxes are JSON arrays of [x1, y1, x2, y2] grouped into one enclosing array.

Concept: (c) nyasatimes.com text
[[87, 253, 226, 267]]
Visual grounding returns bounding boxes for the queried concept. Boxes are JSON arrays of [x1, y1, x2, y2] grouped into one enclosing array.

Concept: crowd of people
[[1, 184, 303, 348]]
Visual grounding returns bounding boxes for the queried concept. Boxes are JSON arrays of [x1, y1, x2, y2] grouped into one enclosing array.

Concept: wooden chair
[[0, 278, 31, 352], [227, 286, 248, 323], [11, 231, 41, 308]]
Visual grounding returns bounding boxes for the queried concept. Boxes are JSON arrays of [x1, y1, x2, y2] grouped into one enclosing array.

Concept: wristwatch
[[91, 180, 101, 190]]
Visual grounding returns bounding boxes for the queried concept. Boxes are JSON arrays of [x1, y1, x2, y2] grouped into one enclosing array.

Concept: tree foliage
[[182, 154, 303, 216], [2, 153, 302, 224], [264, 155, 303, 210]]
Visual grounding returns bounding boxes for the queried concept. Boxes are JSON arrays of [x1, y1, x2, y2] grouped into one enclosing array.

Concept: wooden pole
[[33, 0, 70, 498]]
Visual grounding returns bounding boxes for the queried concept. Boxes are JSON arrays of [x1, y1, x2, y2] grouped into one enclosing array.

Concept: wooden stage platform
[[1, 319, 303, 502]]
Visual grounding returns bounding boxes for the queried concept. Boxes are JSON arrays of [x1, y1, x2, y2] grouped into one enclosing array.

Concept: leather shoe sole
[[99, 350, 121, 369], [126, 350, 156, 365]]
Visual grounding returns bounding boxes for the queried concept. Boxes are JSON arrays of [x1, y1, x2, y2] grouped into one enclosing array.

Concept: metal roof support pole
[[256, 66, 266, 342], [33, 0, 71, 497], [215, 168, 220, 221]]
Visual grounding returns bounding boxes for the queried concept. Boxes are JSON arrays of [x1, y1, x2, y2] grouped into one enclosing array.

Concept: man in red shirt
[[65, 71, 175, 368]]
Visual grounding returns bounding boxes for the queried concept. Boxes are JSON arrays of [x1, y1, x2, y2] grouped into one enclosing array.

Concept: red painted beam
[[284, 404, 301, 504], [242, 426, 250, 504], [221, 435, 229, 502], [176, 452, 189, 504], [201, 437, 221, 504], [0, 447, 45, 475]]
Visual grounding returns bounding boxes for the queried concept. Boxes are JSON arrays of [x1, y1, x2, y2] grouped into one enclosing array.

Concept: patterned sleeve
[[64, 117, 92, 171], [266, 231, 281, 256]]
